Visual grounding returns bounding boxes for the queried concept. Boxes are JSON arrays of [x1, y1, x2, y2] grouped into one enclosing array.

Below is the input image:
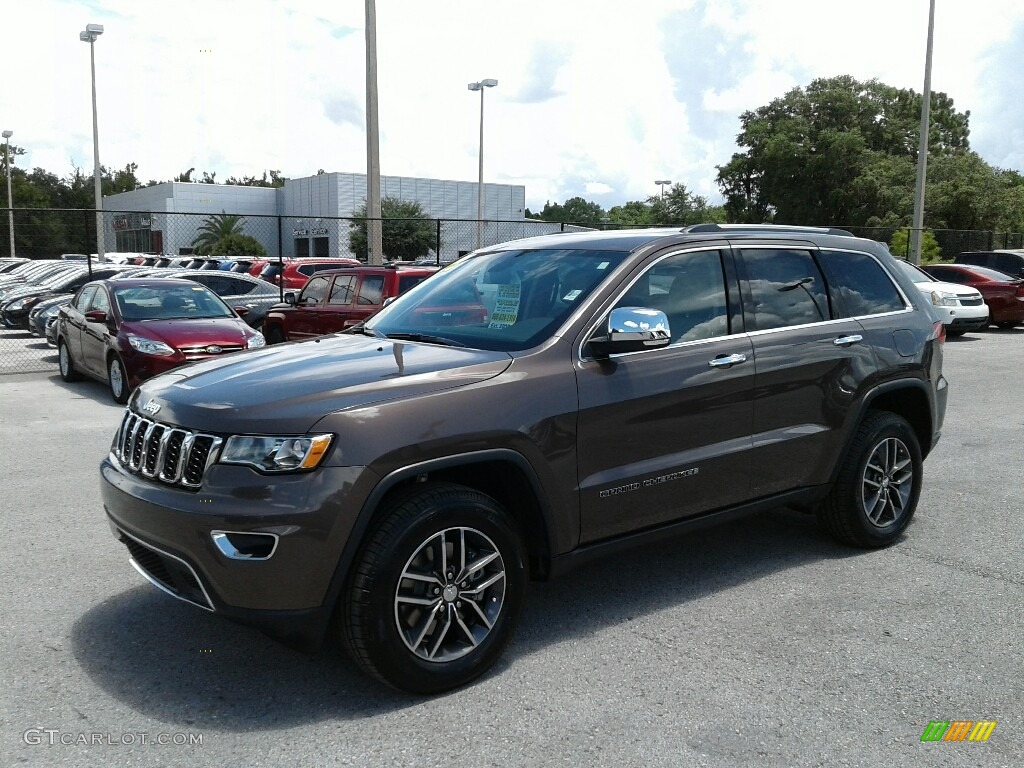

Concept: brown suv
[[262, 265, 441, 343], [99, 225, 948, 694]]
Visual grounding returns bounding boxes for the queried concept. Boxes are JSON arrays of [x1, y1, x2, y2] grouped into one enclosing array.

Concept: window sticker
[[597, 262, 610, 270], [487, 284, 521, 329], [562, 289, 582, 301]]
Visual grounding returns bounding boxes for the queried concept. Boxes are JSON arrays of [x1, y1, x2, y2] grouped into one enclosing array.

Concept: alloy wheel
[[860, 437, 913, 527]]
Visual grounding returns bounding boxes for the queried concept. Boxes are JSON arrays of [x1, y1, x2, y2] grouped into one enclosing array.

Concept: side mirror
[[284, 292, 297, 305], [233, 306, 250, 317], [85, 309, 108, 324], [588, 307, 671, 359]]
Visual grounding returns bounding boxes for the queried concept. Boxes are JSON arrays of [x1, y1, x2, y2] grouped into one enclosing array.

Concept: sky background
[[5, 0, 1024, 212]]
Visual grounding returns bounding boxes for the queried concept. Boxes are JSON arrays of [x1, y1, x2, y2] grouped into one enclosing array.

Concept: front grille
[[958, 296, 984, 306], [179, 344, 244, 360], [121, 533, 214, 611], [113, 410, 222, 490]]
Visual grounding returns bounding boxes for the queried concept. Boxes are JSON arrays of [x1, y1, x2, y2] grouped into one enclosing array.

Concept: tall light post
[[655, 179, 672, 199], [80, 23, 106, 263], [468, 78, 497, 250], [364, 0, 383, 265], [2, 130, 13, 258], [910, 0, 936, 265]]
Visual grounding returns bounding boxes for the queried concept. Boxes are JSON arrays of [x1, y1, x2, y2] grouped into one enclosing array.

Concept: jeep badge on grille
[[142, 399, 161, 415]]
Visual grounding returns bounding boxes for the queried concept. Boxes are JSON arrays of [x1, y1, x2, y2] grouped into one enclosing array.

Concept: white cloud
[[4, 0, 1023, 211]]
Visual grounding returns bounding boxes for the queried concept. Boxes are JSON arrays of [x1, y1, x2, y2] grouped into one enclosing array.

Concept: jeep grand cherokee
[[100, 224, 948, 693]]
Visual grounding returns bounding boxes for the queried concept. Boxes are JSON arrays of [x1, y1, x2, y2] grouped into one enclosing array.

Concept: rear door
[[320, 274, 358, 333], [61, 285, 96, 362], [576, 245, 756, 542], [80, 286, 114, 377], [735, 244, 876, 497]]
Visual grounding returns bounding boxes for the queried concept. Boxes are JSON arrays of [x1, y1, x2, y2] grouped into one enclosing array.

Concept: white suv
[[892, 260, 988, 337]]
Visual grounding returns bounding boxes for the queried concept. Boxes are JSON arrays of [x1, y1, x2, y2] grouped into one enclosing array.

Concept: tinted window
[[74, 286, 97, 311], [820, 250, 907, 316], [114, 285, 234, 321], [357, 276, 385, 305], [398, 275, 431, 294], [615, 250, 729, 343], [260, 264, 283, 279], [328, 275, 355, 305], [300, 276, 329, 305], [741, 249, 830, 330], [995, 253, 1024, 275]]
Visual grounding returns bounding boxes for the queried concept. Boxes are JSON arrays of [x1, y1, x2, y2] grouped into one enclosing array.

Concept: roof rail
[[683, 223, 854, 236]]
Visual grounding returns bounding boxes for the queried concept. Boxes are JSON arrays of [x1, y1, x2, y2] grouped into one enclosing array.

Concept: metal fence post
[[435, 219, 441, 265]]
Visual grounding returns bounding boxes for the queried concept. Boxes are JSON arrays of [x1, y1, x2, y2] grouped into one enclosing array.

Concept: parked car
[[259, 258, 361, 290], [922, 264, 1024, 329], [100, 224, 948, 693], [57, 277, 265, 403], [262, 265, 443, 343], [0, 260, 80, 291], [28, 294, 74, 341], [0, 264, 131, 329], [163, 270, 282, 328], [954, 250, 1024, 279], [890, 259, 989, 336]]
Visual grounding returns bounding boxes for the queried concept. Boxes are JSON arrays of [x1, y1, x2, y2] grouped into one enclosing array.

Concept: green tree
[[224, 170, 285, 188], [192, 212, 246, 255], [716, 75, 972, 225], [348, 197, 434, 260], [889, 229, 942, 263], [606, 200, 654, 226], [533, 197, 607, 224], [647, 183, 726, 226], [209, 233, 267, 256]]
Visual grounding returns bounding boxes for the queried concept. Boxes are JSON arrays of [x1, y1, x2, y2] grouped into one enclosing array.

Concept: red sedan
[[923, 264, 1024, 329], [56, 278, 266, 403]]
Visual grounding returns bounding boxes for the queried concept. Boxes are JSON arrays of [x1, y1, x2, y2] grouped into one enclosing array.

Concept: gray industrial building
[[104, 172, 539, 261]]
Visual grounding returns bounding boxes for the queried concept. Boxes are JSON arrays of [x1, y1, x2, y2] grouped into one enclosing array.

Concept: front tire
[[339, 483, 526, 694], [58, 340, 82, 382], [819, 411, 922, 548], [107, 354, 129, 404]]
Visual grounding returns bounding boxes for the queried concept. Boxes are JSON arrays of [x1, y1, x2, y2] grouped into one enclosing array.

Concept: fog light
[[211, 531, 278, 560]]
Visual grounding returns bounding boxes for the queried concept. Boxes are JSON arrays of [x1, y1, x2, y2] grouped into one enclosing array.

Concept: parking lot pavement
[[1, 330, 1021, 768]]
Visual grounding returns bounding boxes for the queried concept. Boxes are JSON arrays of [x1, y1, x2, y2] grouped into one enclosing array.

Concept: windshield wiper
[[384, 332, 467, 348], [345, 324, 387, 339]]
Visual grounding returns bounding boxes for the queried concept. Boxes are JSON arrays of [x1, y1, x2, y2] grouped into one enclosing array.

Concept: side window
[[89, 288, 111, 314], [328, 275, 356, 305], [740, 249, 830, 330], [74, 286, 97, 311], [934, 268, 964, 284], [357, 276, 385, 306], [614, 250, 729, 343], [818, 250, 908, 317], [298, 264, 316, 276], [299, 276, 329, 306]]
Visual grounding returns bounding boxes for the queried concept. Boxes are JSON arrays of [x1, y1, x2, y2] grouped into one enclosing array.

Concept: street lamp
[[80, 22, 105, 263], [2, 130, 13, 258], [909, 0, 936, 265], [468, 78, 498, 250], [655, 179, 672, 199]]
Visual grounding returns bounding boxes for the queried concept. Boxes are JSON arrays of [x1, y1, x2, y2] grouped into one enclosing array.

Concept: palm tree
[[191, 212, 246, 255]]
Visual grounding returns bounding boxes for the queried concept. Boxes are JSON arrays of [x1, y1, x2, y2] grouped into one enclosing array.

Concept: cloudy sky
[[6, 0, 1024, 212]]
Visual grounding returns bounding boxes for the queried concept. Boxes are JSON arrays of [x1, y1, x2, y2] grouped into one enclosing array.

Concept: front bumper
[[101, 454, 380, 645], [931, 303, 988, 331]]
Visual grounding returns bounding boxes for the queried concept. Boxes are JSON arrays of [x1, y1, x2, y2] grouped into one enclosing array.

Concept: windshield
[[114, 284, 235, 322], [366, 248, 629, 351], [894, 260, 934, 284]]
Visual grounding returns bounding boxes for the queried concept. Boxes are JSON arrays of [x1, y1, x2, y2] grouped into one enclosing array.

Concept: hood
[[122, 317, 254, 347], [131, 333, 513, 434], [911, 278, 982, 298]]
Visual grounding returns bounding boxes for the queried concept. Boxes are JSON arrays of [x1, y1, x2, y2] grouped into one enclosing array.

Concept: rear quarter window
[[819, 250, 908, 317]]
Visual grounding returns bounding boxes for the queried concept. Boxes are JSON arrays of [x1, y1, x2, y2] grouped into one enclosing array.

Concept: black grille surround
[[112, 410, 223, 490]]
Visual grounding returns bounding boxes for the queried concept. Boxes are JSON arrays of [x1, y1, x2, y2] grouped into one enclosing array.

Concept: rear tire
[[338, 483, 526, 694], [945, 328, 966, 337], [108, 355, 130, 404], [818, 411, 922, 548], [58, 340, 81, 382], [265, 325, 285, 345], [996, 321, 1018, 329]]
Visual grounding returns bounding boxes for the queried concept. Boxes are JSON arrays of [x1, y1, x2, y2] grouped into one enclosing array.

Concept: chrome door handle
[[708, 353, 747, 368], [833, 334, 863, 346]]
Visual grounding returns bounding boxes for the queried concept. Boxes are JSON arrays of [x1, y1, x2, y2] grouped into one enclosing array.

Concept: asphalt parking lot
[[1, 330, 1021, 768]]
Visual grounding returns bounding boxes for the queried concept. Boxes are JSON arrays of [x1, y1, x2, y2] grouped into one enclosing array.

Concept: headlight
[[246, 331, 266, 349], [938, 292, 959, 307], [128, 334, 176, 356], [220, 434, 333, 472]]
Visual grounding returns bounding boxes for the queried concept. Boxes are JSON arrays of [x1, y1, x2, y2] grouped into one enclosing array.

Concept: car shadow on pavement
[[70, 505, 867, 727]]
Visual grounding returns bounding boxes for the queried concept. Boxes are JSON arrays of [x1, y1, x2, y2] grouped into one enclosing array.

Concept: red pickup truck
[[263, 265, 443, 343]]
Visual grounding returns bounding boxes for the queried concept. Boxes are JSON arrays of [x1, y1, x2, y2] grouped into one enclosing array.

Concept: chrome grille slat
[[111, 408, 221, 491]]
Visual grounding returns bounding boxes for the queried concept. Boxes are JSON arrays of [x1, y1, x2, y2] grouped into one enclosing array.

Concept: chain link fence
[[1, 207, 1021, 374]]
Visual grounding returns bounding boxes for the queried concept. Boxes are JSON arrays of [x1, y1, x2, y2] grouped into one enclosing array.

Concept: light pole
[[364, 0, 383, 265], [80, 23, 106, 263], [2, 130, 13, 258], [468, 78, 497, 250], [910, 0, 936, 265], [655, 179, 672, 199]]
